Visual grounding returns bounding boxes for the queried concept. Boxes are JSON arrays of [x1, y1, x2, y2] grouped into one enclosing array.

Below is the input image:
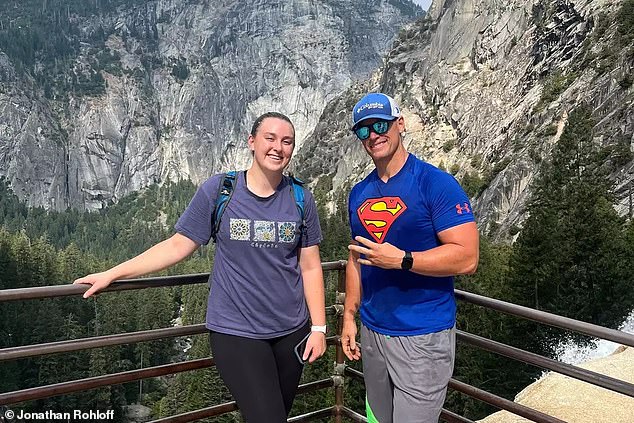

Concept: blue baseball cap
[[351, 93, 401, 129]]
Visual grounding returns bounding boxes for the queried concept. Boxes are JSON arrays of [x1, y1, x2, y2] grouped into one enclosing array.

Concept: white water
[[553, 310, 634, 366]]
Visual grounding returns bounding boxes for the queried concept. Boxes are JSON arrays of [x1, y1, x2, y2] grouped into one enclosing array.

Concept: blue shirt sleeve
[[174, 175, 223, 246], [301, 189, 323, 248], [423, 169, 475, 233], [348, 186, 358, 239]]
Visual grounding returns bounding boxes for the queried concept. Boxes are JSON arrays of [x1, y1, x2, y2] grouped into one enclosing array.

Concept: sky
[[413, 0, 432, 10]]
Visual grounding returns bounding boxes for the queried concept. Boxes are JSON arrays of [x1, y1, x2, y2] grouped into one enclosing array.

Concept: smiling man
[[341, 93, 479, 422]]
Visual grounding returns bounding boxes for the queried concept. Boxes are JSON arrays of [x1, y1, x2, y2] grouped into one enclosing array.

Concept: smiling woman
[[73, 112, 328, 423]]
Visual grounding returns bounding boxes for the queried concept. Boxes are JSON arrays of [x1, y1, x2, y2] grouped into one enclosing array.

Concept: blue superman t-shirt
[[348, 154, 475, 336]]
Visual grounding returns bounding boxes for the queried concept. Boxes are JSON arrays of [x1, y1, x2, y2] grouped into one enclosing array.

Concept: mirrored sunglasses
[[353, 120, 393, 140]]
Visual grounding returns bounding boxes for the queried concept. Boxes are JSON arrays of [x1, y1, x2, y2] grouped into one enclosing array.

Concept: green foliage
[[470, 154, 483, 169], [460, 171, 485, 198], [535, 71, 577, 112], [0, 0, 151, 98], [506, 106, 634, 357], [460, 158, 512, 198], [617, 0, 634, 39], [584, 2, 634, 75], [442, 139, 455, 153], [171, 57, 190, 81], [0, 179, 215, 416], [541, 124, 558, 137], [447, 237, 534, 419], [619, 75, 633, 89], [2, 142, 634, 422], [0, 178, 197, 262]]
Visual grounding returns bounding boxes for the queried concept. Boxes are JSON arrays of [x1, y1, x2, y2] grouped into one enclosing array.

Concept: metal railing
[[1, 261, 633, 422]]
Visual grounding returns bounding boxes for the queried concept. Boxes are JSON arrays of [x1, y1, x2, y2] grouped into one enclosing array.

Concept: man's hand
[[348, 236, 404, 270], [341, 319, 361, 360]]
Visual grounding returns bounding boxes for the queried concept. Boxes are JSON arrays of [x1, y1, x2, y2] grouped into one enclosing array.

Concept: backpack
[[211, 171, 305, 242]]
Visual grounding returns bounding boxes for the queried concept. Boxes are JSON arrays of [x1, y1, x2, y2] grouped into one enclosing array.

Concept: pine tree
[[507, 105, 631, 356]]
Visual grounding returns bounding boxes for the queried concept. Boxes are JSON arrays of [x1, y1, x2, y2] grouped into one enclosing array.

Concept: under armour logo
[[455, 203, 471, 214]]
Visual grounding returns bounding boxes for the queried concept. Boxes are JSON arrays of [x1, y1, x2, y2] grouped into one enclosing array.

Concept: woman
[[74, 112, 327, 422]]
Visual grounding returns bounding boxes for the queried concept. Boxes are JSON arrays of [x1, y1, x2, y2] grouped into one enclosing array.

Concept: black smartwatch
[[401, 251, 413, 270]]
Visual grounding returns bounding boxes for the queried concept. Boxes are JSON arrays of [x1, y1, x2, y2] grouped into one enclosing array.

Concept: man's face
[[248, 118, 295, 173], [357, 116, 405, 162]]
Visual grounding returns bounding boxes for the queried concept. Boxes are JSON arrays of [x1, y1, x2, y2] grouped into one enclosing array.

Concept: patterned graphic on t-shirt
[[357, 197, 407, 243], [254, 220, 276, 242], [278, 222, 297, 243], [230, 218, 251, 241]]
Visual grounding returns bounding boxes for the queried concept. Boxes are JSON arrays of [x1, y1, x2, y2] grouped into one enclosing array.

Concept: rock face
[[297, 0, 634, 239], [0, 0, 421, 210], [478, 346, 634, 423]]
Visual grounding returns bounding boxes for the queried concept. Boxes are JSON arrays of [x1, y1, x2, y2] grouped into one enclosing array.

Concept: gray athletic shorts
[[361, 325, 456, 423]]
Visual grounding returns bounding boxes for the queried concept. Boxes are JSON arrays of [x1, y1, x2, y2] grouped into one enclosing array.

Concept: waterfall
[[553, 310, 634, 366]]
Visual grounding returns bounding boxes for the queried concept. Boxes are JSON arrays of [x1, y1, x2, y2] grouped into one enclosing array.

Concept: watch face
[[401, 252, 413, 270]]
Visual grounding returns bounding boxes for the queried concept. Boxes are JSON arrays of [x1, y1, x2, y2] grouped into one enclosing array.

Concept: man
[[341, 93, 479, 423]]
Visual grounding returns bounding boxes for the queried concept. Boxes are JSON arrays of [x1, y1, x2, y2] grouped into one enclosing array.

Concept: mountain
[[296, 0, 634, 239], [0, 0, 422, 210]]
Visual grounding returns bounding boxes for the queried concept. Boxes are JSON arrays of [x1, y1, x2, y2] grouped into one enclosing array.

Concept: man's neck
[[375, 146, 409, 182], [246, 165, 283, 197]]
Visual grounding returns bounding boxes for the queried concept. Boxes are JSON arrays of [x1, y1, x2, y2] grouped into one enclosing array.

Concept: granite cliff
[[0, 0, 421, 210], [296, 0, 634, 238]]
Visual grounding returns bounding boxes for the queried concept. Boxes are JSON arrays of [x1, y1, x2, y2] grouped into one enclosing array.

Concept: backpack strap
[[288, 174, 305, 225], [211, 171, 238, 243], [212, 171, 305, 243]]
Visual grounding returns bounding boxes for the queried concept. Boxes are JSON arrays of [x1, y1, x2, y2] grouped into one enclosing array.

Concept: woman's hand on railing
[[74, 272, 115, 299], [341, 319, 361, 361], [303, 332, 327, 363]]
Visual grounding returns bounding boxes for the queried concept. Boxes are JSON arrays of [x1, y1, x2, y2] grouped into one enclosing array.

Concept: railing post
[[333, 265, 346, 422]]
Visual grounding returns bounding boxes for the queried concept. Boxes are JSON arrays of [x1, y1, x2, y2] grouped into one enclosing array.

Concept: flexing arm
[[348, 221, 479, 277], [74, 233, 200, 298], [298, 245, 327, 363], [341, 247, 362, 360]]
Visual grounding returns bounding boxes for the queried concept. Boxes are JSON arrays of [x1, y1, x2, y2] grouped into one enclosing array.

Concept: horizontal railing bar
[[449, 379, 565, 423], [295, 378, 336, 395], [287, 407, 335, 422], [458, 330, 634, 398], [455, 289, 634, 348], [322, 260, 347, 271], [440, 409, 476, 423], [0, 325, 207, 362], [0, 274, 210, 302], [148, 379, 334, 423], [344, 366, 364, 382], [0, 261, 347, 303], [1, 327, 339, 363], [149, 400, 237, 423], [340, 406, 367, 422], [0, 358, 214, 405]]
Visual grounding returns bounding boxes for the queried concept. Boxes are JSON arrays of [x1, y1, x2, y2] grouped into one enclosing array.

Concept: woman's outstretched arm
[[74, 233, 200, 298]]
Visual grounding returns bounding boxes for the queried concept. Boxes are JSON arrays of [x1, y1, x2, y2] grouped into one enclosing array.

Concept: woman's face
[[248, 117, 295, 173]]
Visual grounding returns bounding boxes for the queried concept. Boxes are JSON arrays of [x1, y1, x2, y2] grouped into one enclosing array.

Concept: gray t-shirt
[[175, 171, 323, 339]]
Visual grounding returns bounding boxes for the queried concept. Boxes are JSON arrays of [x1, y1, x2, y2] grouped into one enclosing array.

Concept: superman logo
[[357, 197, 407, 243]]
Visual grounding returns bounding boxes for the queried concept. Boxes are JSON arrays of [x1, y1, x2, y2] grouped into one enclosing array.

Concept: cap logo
[[356, 102, 385, 114]]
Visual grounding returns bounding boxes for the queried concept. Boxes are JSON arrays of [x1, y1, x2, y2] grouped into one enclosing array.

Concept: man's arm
[[341, 248, 362, 360], [348, 221, 479, 277]]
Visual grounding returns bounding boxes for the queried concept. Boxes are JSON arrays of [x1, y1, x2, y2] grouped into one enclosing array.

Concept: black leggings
[[209, 322, 310, 422]]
